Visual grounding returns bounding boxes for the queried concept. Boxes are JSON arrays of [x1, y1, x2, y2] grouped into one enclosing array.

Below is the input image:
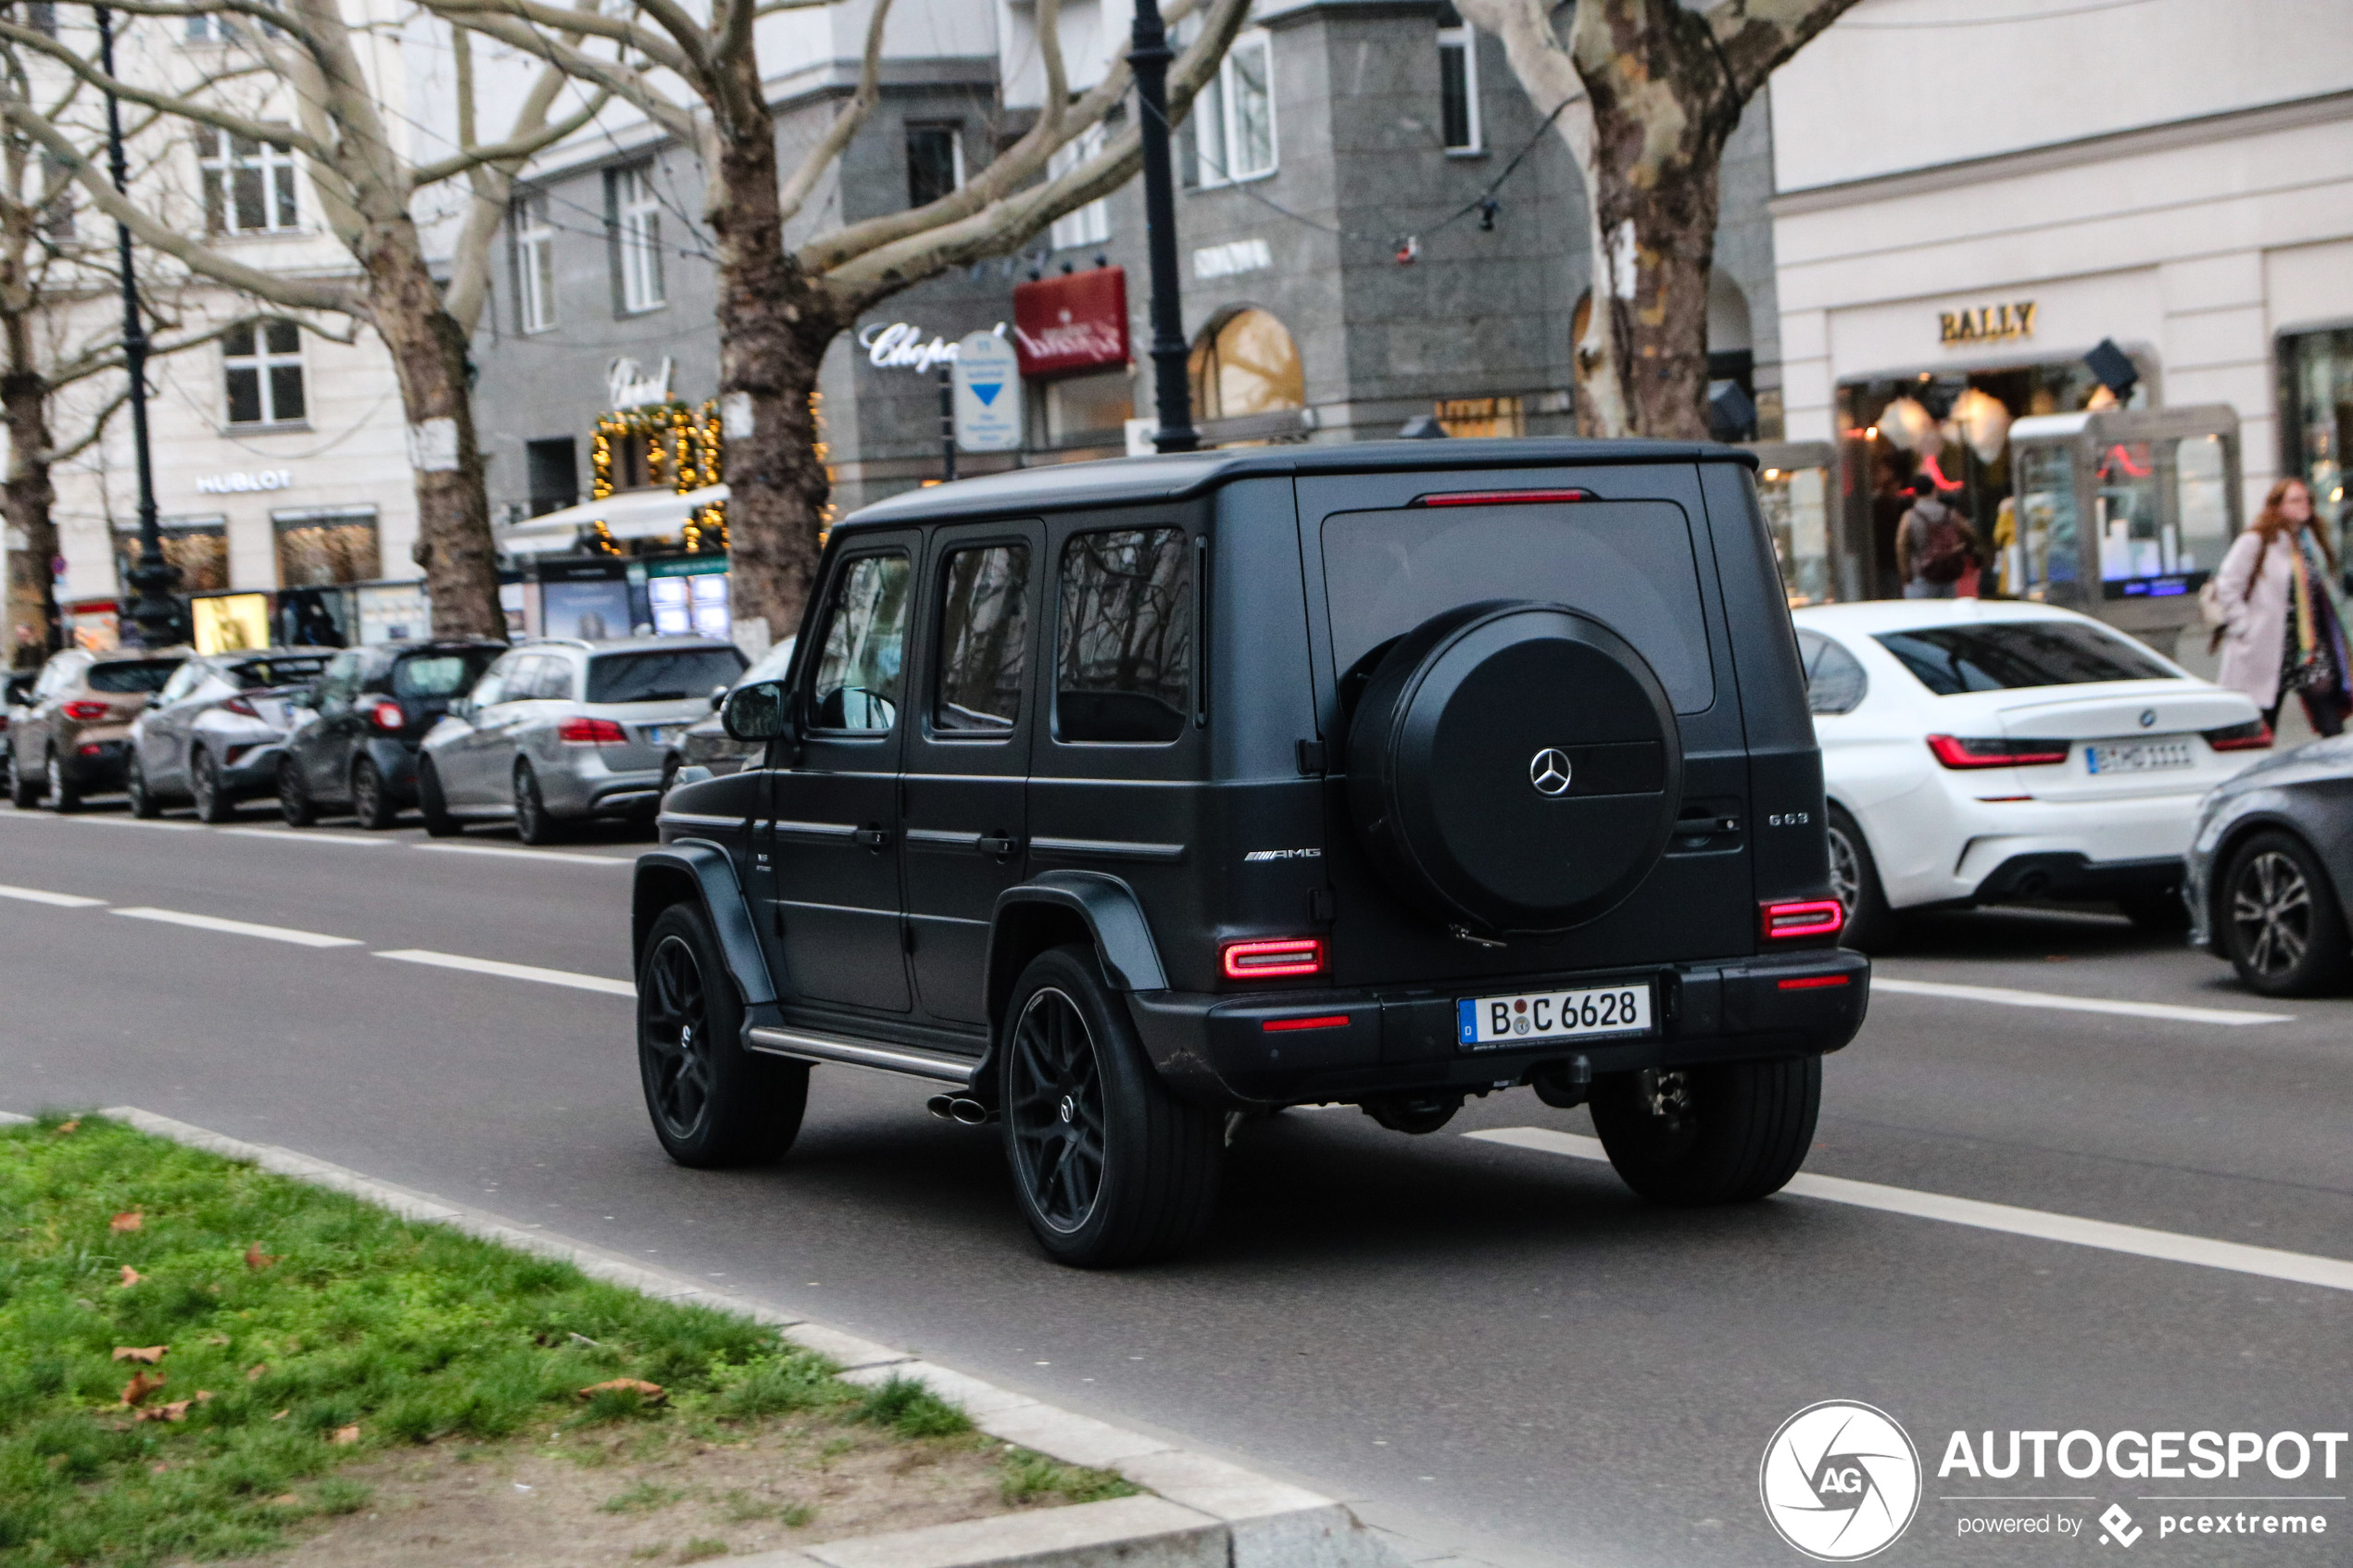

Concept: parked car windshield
[[393, 648, 500, 699], [1873, 621, 2176, 696], [230, 655, 332, 690], [86, 659, 182, 695], [588, 646, 748, 705]]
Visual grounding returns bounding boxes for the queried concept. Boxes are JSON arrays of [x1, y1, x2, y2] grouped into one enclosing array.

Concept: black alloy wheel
[[191, 749, 233, 823], [351, 758, 396, 830], [1589, 1058, 1820, 1205], [1825, 806, 1894, 953], [635, 901, 805, 1166], [126, 757, 158, 819], [416, 757, 460, 837], [276, 758, 316, 827], [514, 761, 558, 845], [44, 750, 79, 813], [2223, 832, 2352, 997], [999, 946, 1222, 1268]]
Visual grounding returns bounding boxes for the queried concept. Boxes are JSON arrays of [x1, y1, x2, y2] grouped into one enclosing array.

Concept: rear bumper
[[1123, 947, 1869, 1109], [1969, 852, 2183, 905], [58, 736, 132, 787]]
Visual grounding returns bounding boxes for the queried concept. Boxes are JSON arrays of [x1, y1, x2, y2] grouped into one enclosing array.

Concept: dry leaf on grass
[[271, 1410, 289, 1421], [109, 1210, 143, 1232], [136, 1399, 193, 1424], [119, 1371, 166, 1407], [576, 1379, 667, 1405], [54, 1120, 78, 1135], [329, 1424, 361, 1446], [118, 1266, 141, 1287], [112, 1346, 167, 1364], [271, 1493, 299, 1505], [244, 1244, 279, 1271], [246, 1362, 269, 1382]]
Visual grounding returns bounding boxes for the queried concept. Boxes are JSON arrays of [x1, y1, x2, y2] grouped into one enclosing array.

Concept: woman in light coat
[[2211, 477, 2349, 738]]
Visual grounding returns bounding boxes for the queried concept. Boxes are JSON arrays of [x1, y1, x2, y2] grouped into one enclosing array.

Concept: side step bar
[[745, 1024, 979, 1086]]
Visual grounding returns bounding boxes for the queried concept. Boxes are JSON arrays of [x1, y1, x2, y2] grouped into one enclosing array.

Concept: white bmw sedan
[[1792, 600, 2269, 948]]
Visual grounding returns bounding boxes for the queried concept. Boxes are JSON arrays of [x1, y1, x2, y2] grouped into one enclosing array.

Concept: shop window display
[[1189, 308, 1304, 422], [2278, 327, 2353, 586], [273, 508, 380, 587]]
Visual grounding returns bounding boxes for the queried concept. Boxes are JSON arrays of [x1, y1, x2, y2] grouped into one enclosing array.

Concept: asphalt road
[[2, 796, 2348, 1568]]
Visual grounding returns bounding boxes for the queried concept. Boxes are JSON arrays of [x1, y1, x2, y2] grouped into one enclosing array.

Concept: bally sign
[[1012, 266, 1129, 380], [1939, 301, 2037, 345]]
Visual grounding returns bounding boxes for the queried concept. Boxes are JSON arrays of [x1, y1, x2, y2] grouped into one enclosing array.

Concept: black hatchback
[[632, 441, 1868, 1266], [279, 641, 505, 829]]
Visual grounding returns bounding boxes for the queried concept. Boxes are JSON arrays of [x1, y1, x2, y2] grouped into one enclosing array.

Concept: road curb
[[94, 1107, 1409, 1568]]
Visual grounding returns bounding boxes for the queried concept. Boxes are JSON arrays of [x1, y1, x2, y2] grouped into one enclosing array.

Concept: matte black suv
[[632, 442, 1869, 1266]]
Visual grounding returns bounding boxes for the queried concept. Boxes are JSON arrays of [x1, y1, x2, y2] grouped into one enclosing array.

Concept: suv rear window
[[1057, 528, 1192, 743], [587, 646, 747, 705], [1320, 500, 1715, 712], [1873, 621, 2175, 696], [230, 655, 331, 689], [393, 648, 499, 698], [86, 659, 182, 694]]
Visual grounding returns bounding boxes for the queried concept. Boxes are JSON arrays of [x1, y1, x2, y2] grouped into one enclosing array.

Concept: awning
[[497, 483, 728, 558]]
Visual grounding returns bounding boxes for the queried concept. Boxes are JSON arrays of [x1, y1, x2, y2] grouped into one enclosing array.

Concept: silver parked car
[[2185, 732, 2353, 997], [126, 648, 334, 822], [417, 636, 748, 843]]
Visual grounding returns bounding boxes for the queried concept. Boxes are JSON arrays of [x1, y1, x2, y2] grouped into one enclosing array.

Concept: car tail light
[[1221, 937, 1324, 979], [558, 716, 627, 745], [1926, 734, 2070, 769], [1762, 899, 1844, 940], [62, 700, 110, 721], [368, 699, 406, 733], [223, 696, 260, 718], [1261, 1013, 1351, 1033], [79, 742, 105, 756], [1777, 973, 1851, 991], [2202, 719, 2272, 752], [1412, 488, 1594, 508]]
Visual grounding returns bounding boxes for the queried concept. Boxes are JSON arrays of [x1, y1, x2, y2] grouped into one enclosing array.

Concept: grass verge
[[0, 1115, 1132, 1566]]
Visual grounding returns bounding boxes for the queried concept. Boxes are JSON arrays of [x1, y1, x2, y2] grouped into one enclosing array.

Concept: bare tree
[[0, 0, 608, 637], [423, 0, 1249, 640], [1459, 0, 1860, 439]]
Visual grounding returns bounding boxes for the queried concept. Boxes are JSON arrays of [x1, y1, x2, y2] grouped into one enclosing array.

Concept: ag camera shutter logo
[[1759, 1400, 1921, 1561]]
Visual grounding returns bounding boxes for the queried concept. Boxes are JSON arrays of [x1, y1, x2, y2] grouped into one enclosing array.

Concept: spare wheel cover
[[1346, 601, 1683, 935]]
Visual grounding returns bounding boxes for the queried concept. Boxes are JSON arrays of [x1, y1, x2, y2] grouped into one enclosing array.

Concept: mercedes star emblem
[[1529, 747, 1573, 797]]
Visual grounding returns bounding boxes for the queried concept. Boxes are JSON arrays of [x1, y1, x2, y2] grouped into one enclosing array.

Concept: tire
[[636, 902, 807, 1167], [1000, 945, 1222, 1268], [350, 757, 396, 830], [513, 761, 560, 845], [416, 757, 460, 838], [1589, 1057, 1821, 1206], [191, 748, 233, 824], [1825, 805, 1896, 954], [8, 745, 37, 809], [276, 757, 316, 827], [44, 750, 79, 813], [126, 756, 159, 818], [2221, 831, 2352, 997], [2120, 888, 2192, 934]]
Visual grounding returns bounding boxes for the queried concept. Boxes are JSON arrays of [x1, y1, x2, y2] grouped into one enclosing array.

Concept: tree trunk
[[709, 85, 843, 647], [359, 222, 506, 640], [2, 352, 59, 660]]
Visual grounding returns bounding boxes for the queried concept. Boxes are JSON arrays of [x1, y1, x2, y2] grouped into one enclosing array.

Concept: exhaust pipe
[[925, 1094, 998, 1125], [1530, 1055, 1592, 1110]]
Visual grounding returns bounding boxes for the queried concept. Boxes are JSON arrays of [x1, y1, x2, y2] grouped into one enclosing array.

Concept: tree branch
[[773, 0, 893, 229], [424, 8, 697, 144], [422, 0, 698, 86], [1707, 0, 1865, 102], [0, 19, 330, 157], [409, 80, 605, 188]]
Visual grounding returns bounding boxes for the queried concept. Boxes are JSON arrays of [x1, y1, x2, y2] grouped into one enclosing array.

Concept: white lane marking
[[409, 843, 633, 866], [112, 907, 362, 947], [222, 827, 392, 847], [1466, 1127, 2353, 1294], [1872, 975, 2288, 1026], [376, 948, 635, 996], [0, 883, 107, 908], [65, 816, 199, 832]]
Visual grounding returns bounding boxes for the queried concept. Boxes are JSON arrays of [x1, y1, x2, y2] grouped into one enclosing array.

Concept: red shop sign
[[1012, 266, 1130, 379]]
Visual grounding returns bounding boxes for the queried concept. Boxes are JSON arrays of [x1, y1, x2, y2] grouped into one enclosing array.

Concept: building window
[[610, 163, 664, 313], [223, 320, 305, 426], [513, 192, 556, 333], [200, 128, 299, 234], [1189, 307, 1303, 420], [273, 508, 380, 587], [1437, 6, 1481, 153], [525, 436, 578, 517], [906, 123, 964, 209], [1047, 125, 1111, 252], [1190, 28, 1276, 186]]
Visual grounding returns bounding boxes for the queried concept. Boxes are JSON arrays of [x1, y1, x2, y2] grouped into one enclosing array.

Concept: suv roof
[[840, 438, 1757, 532]]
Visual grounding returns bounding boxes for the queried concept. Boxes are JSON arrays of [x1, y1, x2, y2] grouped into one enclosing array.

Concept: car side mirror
[[722, 680, 789, 743]]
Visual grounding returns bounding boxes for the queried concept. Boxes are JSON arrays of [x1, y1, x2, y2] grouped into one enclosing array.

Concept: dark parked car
[[278, 641, 505, 829], [127, 648, 334, 821], [2186, 733, 2353, 995], [8, 646, 189, 811], [631, 440, 1869, 1267]]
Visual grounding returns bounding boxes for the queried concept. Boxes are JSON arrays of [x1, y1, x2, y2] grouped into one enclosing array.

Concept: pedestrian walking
[[1894, 474, 1981, 599], [2211, 477, 2350, 739]]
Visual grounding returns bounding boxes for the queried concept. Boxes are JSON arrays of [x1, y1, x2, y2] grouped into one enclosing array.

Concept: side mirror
[[710, 684, 729, 712], [722, 680, 788, 742]]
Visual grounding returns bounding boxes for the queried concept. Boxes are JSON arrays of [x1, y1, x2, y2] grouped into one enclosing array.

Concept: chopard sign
[[1939, 301, 2037, 345]]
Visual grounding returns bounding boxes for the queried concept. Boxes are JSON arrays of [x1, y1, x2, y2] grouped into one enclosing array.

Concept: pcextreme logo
[[1760, 1400, 1924, 1562]]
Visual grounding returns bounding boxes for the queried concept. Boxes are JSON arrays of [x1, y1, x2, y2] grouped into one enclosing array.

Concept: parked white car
[[1792, 599, 2269, 948]]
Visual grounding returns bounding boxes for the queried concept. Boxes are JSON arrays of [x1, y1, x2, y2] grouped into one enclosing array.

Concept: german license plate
[[640, 725, 673, 745], [1457, 983, 1654, 1049], [2085, 738, 2193, 774]]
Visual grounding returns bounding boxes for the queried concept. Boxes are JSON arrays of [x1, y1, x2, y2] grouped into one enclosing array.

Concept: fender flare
[[633, 840, 778, 1006], [988, 870, 1167, 1015]]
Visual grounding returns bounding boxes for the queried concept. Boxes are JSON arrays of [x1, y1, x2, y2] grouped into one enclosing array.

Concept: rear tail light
[[1762, 899, 1844, 940], [2202, 719, 2272, 752], [1221, 937, 1324, 979], [222, 696, 259, 718], [369, 700, 406, 733], [79, 742, 105, 756], [558, 716, 627, 745], [62, 701, 110, 721], [1412, 488, 1594, 508], [1926, 734, 2070, 769], [1261, 1013, 1351, 1033], [1777, 973, 1851, 991]]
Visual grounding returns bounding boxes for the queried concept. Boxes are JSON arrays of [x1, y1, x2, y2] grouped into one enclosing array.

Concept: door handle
[[854, 824, 892, 850], [977, 833, 1020, 859]]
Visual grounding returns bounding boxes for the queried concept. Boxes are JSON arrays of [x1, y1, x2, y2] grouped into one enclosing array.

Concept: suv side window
[[1056, 527, 1191, 744], [810, 554, 912, 733], [934, 542, 1030, 734]]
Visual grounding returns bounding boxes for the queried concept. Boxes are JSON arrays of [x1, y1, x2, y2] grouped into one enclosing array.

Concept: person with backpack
[[1894, 473, 1982, 598], [2212, 477, 2349, 739]]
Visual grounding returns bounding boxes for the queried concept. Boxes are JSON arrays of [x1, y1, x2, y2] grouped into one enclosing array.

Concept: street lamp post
[[1128, 0, 1197, 455], [94, 6, 178, 648]]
